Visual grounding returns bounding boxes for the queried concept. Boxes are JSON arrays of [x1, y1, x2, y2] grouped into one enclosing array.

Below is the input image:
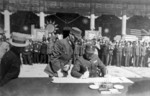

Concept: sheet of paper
[[52, 77, 134, 84]]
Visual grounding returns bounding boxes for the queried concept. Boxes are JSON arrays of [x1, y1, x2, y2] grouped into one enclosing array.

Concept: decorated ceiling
[[1, 0, 150, 16]]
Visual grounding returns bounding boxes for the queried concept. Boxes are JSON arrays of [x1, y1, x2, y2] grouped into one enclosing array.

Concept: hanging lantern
[[104, 28, 109, 33], [82, 18, 89, 24], [23, 26, 28, 31]]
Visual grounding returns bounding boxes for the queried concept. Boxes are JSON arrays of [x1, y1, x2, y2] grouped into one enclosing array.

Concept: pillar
[[87, 14, 98, 30], [37, 12, 45, 29], [122, 15, 127, 36], [90, 14, 95, 30], [37, 12, 47, 29], [2, 10, 12, 38], [119, 14, 130, 36]]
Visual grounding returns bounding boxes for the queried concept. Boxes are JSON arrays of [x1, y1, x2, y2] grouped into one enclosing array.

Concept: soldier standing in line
[[140, 42, 147, 67], [40, 40, 48, 64], [132, 41, 140, 67], [22, 39, 33, 65], [116, 42, 123, 66], [101, 41, 109, 66], [123, 41, 132, 67], [33, 41, 41, 63], [145, 42, 150, 67], [132, 41, 137, 67], [22, 44, 30, 64], [106, 42, 114, 66]]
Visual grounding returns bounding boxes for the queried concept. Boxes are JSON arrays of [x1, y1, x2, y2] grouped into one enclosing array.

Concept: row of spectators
[[1, 26, 149, 67], [20, 34, 150, 67], [91, 39, 150, 67]]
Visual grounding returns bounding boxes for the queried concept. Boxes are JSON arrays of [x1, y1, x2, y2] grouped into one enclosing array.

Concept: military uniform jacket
[[123, 46, 132, 56], [102, 45, 109, 56], [132, 45, 141, 56], [141, 46, 147, 56], [50, 38, 73, 73], [40, 42, 47, 54], [33, 42, 42, 53], [71, 54, 106, 78]]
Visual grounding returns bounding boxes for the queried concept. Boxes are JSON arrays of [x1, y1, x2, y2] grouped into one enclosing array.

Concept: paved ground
[[19, 64, 150, 78]]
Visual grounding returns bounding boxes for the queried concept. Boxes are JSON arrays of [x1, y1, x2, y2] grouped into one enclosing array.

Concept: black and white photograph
[[0, 0, 150, 96]]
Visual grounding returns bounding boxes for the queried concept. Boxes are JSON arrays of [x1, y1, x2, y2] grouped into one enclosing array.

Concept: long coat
[[0, 50, 21, 86], [49, 38, 74, 74]]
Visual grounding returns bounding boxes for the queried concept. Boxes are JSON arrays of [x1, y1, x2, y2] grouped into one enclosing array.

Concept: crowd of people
[[92, 39, 150, 67], [21, 34, 57, 65], [0, 25, 150, 86], [21, 32, 150, 68]]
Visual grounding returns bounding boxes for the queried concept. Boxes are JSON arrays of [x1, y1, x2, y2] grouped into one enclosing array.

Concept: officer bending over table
[[71, 44, 107, 79]]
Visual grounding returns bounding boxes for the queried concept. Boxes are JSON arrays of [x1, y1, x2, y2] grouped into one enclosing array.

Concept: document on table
[[52, 77, 134, 84]]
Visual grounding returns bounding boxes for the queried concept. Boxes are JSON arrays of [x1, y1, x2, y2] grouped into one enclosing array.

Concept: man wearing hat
[[71, 44, 106, 78], [0, 32, 29, 86], [44, 27, 82, 77]]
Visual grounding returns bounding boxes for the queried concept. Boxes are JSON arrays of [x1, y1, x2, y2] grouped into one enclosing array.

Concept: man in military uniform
[[123, 41, 132, 67], [33, 41, 41, 63], [44, 27, 82, 77], [71, 44, 106, 78], [40, 41, 47, 64], [140, 42, 147, 67], [22, 39, 33, 65], [101, 41, 109, 66], [106, 42, 114, 66], [116, 42, 123, 66], [132, 41, 141, 67]]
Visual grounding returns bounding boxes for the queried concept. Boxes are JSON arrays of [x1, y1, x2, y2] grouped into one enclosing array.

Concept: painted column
[[37, 12, 46, 29], [2, 10, 12, 38], [90, 14, 95, 30], [122, 14, 127, 36], [89, 14, 98, 30]]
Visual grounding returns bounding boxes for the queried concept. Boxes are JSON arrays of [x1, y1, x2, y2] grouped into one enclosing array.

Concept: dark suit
[[0, 49, 21, 86]]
